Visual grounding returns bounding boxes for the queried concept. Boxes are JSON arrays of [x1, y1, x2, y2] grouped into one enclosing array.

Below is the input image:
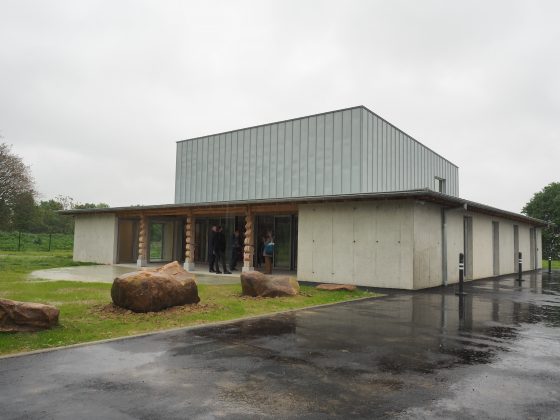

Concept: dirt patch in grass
[[91, 302, 220, 318]]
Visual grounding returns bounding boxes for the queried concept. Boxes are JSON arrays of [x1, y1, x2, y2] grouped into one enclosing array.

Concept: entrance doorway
[[194, 216, 243, 264], [147, 218, 184, 263], [117, 218, 138, 263], [255, 215, 298, 270]]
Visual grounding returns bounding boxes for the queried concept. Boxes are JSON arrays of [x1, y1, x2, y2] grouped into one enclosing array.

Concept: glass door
[[274, 216, 292, 269], [148, 220, 176, 263]]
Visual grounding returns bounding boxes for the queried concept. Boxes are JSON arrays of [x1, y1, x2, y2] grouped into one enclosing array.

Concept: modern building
[[63, 106, 544, 289]]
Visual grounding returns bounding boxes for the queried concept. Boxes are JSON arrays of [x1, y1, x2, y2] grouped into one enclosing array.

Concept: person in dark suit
[[214, 226, 231, 274], [208, 225, 217, 272], [229, 228, 242, 271]]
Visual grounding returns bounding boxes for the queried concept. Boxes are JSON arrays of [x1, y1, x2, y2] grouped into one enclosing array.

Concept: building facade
[[65, 106, 544, 289]]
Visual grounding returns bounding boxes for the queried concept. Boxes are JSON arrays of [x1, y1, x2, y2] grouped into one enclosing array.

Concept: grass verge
[[543, 259, 560, 270], [0, 251, 379, 356]]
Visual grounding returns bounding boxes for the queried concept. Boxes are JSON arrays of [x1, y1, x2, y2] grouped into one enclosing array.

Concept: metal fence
[[0, 232, 73, 252]]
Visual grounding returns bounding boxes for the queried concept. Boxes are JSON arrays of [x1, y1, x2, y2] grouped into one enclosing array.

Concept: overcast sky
[[1, 0, 558, 213]]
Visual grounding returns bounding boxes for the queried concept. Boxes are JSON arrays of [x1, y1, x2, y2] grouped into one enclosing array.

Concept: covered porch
[[113, 202, 299, 274]]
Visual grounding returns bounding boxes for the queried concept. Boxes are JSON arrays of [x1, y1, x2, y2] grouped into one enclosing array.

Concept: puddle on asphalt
[[3, 271, 560, 419], [168, 271, 560, 380]]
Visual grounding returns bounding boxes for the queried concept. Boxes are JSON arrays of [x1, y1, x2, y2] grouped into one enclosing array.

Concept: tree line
[[0, 143, 108, 233], [1, 141, 559, 255], [522, 182, 560, 259]]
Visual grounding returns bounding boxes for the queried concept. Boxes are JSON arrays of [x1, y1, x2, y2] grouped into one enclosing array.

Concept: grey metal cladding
[[174, 106, 459, 203]]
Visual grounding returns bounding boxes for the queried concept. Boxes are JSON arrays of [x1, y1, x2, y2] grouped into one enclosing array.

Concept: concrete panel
[[375, 201, 414, 289], [353, 204, 376, 286], [311, 205, 334, 283], [498, 219, 515, 275], [298, 200, 414, 289], [296, 206, 314, 280], [445, 209, 464, 285], [470, 213, 494, 279], [518, 225, 531, 271], [332, 203, 354, 283], [73, 214, 117, 264], [413, 202, 443, 289]]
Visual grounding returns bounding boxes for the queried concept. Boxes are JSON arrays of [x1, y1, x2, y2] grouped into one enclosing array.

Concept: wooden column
[[184, 215, 196, 271], [242, 209, 254, 272], [137, 214, 148, 267]]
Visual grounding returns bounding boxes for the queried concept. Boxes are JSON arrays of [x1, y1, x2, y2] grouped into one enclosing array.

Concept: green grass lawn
[[0, 251, 379, 356], [543, 259, 560, 269]]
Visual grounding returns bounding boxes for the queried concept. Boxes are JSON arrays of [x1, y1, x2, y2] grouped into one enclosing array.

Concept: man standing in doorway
[[208, 225, 217, 272], [229, 228, 242, 271], [214, 226, 231, 274]]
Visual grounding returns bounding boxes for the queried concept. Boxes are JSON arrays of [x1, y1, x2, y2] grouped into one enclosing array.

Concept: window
[[434, 177, 446, 193]]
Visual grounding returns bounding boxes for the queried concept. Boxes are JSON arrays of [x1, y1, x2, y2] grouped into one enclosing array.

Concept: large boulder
[[240, 271, 300, 298], [111, 261, 200, 312], [0, 299, 60, 332]]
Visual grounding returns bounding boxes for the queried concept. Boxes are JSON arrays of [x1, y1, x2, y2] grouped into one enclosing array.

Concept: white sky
[[1, 0, 559, 212]]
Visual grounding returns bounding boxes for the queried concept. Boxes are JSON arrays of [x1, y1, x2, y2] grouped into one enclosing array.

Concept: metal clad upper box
[[175, 106, 459, 204]]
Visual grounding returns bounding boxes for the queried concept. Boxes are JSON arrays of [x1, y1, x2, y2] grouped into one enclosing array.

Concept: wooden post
[[137, 214, 148, 267], [184, 215, 196, 271], [242, 208, 254, 272]]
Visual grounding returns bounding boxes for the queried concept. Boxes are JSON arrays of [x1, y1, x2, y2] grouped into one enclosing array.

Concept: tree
[[522, 182, 560, 259], [74, 202, 110, 209], [0, 143, 36, 229], [12, 191, 38, 231]]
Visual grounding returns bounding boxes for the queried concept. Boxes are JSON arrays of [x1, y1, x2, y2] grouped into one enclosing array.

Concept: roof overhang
[[59, 189, 547, 227]]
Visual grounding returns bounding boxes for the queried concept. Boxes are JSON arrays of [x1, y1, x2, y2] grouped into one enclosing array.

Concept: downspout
[[441, 208, 448, 286], [441, 203, 468, 286]]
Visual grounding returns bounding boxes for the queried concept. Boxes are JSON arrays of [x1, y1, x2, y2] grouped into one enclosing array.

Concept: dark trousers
[[230, 247, 240, 270], [208, 253, 216, 271], [215, 251, 227, 273]]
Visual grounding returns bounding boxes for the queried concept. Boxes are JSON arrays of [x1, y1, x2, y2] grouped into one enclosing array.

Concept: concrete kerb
[[0, 295, 382, 360]]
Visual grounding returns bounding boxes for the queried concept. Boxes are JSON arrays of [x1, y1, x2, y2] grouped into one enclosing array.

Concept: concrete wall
[[443, 212, 542, 283], [298, 200, 414, 289], [73, 214, 117, 264], [298, 199, 543, 290]]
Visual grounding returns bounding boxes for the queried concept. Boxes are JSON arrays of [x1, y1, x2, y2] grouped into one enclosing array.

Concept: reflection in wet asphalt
[[1, 271, 560, 419]]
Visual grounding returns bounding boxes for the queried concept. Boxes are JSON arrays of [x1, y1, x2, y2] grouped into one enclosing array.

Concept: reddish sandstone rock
[[145, 261, 196, 282], [316, 283, 357, 291], [240, 271, 299, 298], [111, 261, 199, 313], [0, 299, 60, 332]]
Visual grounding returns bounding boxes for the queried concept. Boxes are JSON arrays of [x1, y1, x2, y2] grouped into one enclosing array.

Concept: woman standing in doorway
[[263, 232, 274, 274]]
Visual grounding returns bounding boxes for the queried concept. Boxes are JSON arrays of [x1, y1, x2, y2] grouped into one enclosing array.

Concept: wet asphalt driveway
[[1, 271, 560, 419]]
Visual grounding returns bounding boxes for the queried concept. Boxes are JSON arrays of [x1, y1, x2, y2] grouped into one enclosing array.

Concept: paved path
[[2, 272, 560, 419], [28, 265, 240, 285]]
